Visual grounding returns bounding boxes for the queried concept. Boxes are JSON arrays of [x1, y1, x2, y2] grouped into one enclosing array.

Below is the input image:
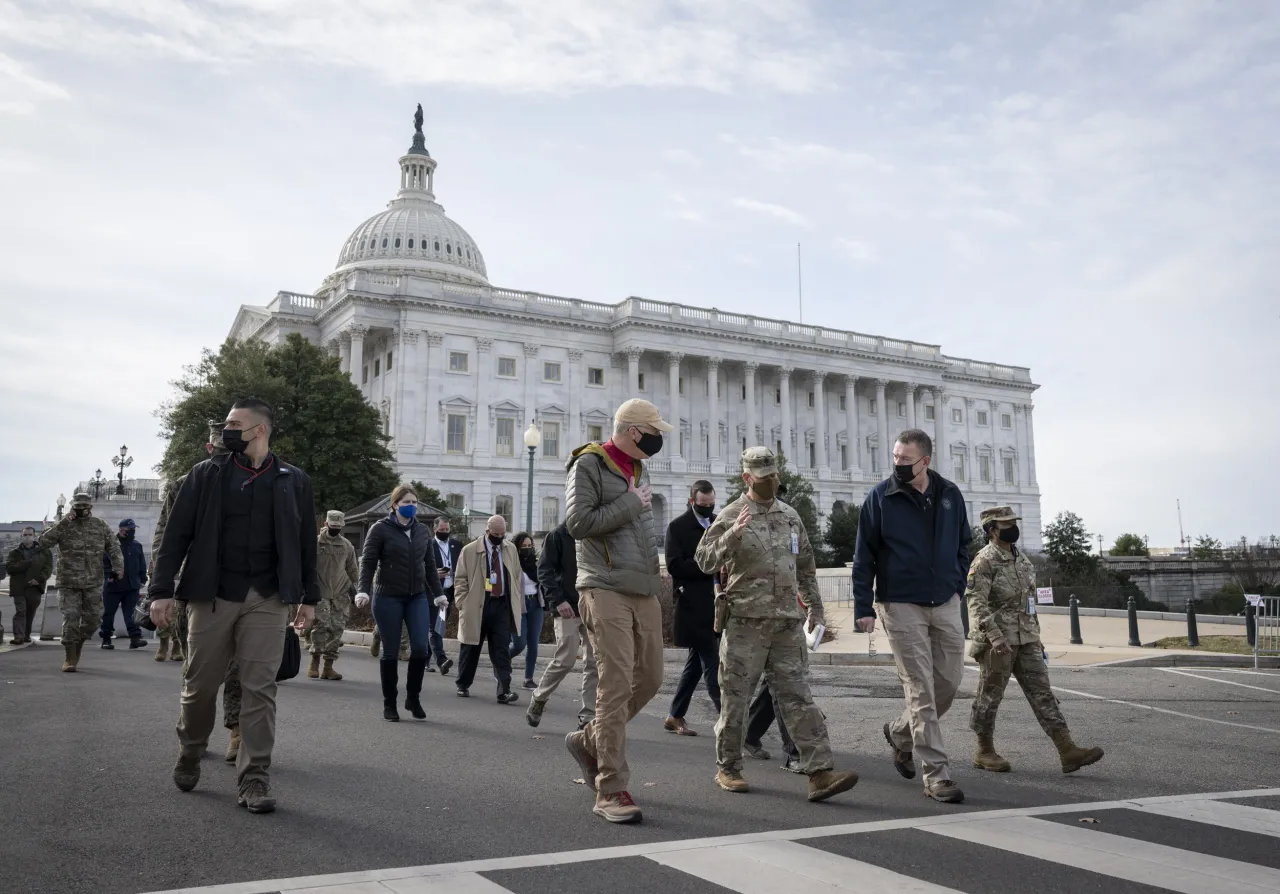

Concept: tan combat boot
[[225, 725, 241, 763], [62, 642, 78, 672], [170, 645, 183, 661], [1051, 729, 1104, 774], [807, 769, 860, 802], [154, 640, 169, 662], [370, 633, 381, 658], [973, 732, 1012, 772], [716, 769, 749, 793], [306, 653, 321, 679], [321, 658, 343, 680]]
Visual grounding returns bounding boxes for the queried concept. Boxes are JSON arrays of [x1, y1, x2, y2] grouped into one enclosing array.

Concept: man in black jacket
[[663, 480, 721, 736], [99, 518, 149, 650], [150, 398, 318, 815], [526, 522, 597, 730], [427, 515, 463, 673]]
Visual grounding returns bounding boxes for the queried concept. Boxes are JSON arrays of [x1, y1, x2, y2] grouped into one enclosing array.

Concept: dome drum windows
[[408, 237, 415, 249], [394, 237, 402, 249], [381, 237, 388, 249]]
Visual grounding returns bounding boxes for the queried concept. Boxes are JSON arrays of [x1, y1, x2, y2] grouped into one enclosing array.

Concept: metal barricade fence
[[817, 571, 853, 607], [1256, 596, 1280, 669]]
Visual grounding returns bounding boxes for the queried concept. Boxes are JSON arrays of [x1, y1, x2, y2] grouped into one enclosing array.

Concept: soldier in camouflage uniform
[[967, 506, 1104, 774], [39, 493, 124, 672], [695, 447, 860, 802], [307, 510, 359, 680]]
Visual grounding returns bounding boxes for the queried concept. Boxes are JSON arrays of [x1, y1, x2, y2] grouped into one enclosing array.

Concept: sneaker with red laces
[[594, 790, 642, 824]]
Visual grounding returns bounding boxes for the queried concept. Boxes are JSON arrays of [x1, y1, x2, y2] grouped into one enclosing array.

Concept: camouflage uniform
[[40, 496, 123, 648], [695, 448, 834, 776], [371, 623, 412, 661], [152, 478, 189, 659], [312, 528, 358, 660]]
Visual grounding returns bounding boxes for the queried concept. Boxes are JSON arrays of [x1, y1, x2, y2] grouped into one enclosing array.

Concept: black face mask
[[519, 547, 535, 558], [634, 431, 664, 458], [488, 534, 504, 545], [436, 531, 450, 541], [893, 461, 918, 484], [998, 524, 1020, 545], [693, 504, 714, 518], [73, 507, 89, 518], [221, 426, 255, 454], [326, 527, 342, 537], [120, 531, 134, 540]]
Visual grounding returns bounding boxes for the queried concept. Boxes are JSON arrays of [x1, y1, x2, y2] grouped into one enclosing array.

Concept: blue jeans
[[372, 592, 430, 662], [509, 602, 545, 681], [100, 588, 142, 640]]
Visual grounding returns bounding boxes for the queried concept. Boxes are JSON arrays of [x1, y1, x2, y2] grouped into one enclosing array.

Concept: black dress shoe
[[101, 640, 115, 650], [439, 658, 454, 676], [497, 691, 519, 705], [456, 688, 470, 698]]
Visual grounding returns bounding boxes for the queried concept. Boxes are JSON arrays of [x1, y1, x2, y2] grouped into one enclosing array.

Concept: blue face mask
[[397, 504, 417, 520]]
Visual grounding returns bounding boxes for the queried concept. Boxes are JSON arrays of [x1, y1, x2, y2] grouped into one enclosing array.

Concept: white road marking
[[1049, 684, 1280, 733], [1132, 800, 1280, 838], [1157, 668, 1280, 694]]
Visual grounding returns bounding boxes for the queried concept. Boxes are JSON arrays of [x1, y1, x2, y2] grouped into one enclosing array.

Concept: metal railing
[[816, 569, 853, 606], [1255, 596, 1280, 668]]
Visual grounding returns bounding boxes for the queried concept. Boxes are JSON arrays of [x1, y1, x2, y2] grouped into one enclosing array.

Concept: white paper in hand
[[805, 620, 825, 652]]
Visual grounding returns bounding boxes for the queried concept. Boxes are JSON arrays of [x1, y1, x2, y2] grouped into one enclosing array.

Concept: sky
[[0, 0, 1275, 547]]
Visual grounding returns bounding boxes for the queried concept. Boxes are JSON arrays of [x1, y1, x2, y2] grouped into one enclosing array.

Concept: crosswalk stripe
[[380, 873, 513, 893], [649, 840, 962, 893], [1131, 800, 1280, 838], [924, 816, 1280, 893]]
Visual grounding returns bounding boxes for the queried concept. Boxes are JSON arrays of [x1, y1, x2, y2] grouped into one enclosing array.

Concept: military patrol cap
[[980, 506, 1020, 526], [207, 419, 225, 440], [615, 398, 674, 433], [71, 492, 93, 507], [741, 446, 779, 477], [326, 510, 345, 527]]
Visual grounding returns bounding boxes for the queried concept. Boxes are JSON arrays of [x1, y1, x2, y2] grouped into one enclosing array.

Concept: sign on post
[[1036, 587, 1055, 605], [1245, 594, 1264, 607]]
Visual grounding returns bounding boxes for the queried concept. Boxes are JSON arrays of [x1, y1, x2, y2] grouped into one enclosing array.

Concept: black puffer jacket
[[358, 514, 445, 600]]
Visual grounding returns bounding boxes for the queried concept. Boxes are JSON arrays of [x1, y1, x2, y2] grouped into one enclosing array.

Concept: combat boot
[[1051, 729, 1104, 774], [321, 658, 343, 680], [370, 634, 381, 659], [973, 732, 1012, 772], [526, 698, 547, 728], [154, 641, 169, 662], [306, 653, 321, 679], [225, 726, 241, 763], [807, 769, 859, 802], [716, 769, 749, 793], [62, 642, 78, 672], [170, 645, 183, 661], [173, 750, 201, 792]]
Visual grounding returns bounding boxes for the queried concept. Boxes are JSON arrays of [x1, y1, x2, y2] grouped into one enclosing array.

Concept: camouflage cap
[[325, 510, 345, 527], [71, 492, 93, 507], [741, 446, 779, 477], [207, 419, 226, 440], [979, 505, 1020, 525]]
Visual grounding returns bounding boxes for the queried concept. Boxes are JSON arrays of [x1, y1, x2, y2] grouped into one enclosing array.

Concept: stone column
[[475, 338, 493, 459], [338, 332, 352, 374], [744, 361, 758, 450], [667, 352, 684, 464], [1012, 403, 1025, 489], [1024, 403, 1038, 485], [813, 370, 828, 473], [395, 328, 419, 449], [568, 349, 584, 451], [347, 325, 367, 397], [845, 375, 861, 473], [779, 366, 793, 463], [905, 382, 917, 429], [874, 379, 889, 475], [706, 358, 721, 464], [964, 397, 975, 482], [934, 389, 949, 476], [625, 347, 643, 396], [425, 332, 444, 451], [523, 343, 540, 427]]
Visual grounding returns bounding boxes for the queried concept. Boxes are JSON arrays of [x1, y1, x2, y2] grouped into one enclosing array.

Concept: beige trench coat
[[454, 538, 523, 646]]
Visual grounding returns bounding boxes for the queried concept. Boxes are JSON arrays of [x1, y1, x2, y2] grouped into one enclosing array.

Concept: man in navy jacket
[[852, 428, 970, 804], [100, 518, 149, 650]]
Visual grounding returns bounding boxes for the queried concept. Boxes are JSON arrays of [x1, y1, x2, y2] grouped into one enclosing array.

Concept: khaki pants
[[879, 596, 966, 787], [179, 591, 288, 788], [533, 615, 599, 725], [579, 588, 663, 795]]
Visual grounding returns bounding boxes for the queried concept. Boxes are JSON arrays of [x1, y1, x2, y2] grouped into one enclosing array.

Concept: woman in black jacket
[[354, 485, 446, 721]]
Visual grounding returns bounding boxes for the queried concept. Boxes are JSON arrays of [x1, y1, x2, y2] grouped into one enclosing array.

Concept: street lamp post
[[1097, 533, 1104, 558], [88, 468, 106, 501], [523, 422, 541, 533], [111, 445, 133, 496], [55, 493, 66, 522]]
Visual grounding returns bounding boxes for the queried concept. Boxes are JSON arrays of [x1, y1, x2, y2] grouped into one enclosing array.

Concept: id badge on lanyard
[[790, 531, 800, 555], [1027, 593, 1037, 616]]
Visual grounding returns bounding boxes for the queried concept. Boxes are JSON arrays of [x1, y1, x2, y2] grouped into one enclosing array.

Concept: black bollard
[[1127, 596, 1141, 647], [1186, 599, 1199, 648], [1069, 594, 1083, 644], [1246, 603, 1257, 647]]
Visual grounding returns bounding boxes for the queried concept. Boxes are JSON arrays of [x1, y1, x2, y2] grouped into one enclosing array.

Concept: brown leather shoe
[[664, 716, 697, 736]]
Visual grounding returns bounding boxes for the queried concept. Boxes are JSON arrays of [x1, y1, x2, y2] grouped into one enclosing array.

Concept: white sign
[[1245, 594, 1264, 607], [1036, 587, 1055, 605]]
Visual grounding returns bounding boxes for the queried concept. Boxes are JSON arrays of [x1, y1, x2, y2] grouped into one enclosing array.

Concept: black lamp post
[[88, 469, 106, 501], [111, 445, 133, 495], [523, 423, 541, 533]]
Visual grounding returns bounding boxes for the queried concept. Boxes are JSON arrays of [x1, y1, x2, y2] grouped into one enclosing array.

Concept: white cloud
[[0, 53, 69, 114], [732, 197, 809, 226], [834, 238, 876, 264], [666, 192, 706, 224]]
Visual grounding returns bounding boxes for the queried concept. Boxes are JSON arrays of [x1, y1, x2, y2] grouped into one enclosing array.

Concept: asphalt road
[[2, 640, 1278, 894]]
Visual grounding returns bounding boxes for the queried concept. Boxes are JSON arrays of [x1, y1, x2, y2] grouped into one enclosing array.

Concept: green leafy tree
[[1191, 535, 1223, 559], [1110, 533, 1149, 557], [157, 334, 399, 515], [725, 452, 826, 561], [823, 504, 860, 567], [1043, 511, 1097, 576], [408, 481, 448, 512]]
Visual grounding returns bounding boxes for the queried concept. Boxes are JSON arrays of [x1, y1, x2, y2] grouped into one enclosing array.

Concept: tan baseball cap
[[615, 398, 673, 433], [326, 510, 346, 527]]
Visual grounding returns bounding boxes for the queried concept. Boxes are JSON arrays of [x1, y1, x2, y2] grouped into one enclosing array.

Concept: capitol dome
[[334, 109, 489, 285]]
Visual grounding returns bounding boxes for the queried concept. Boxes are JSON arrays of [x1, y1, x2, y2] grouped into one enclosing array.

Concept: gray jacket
[[564, 444, 660, 598]]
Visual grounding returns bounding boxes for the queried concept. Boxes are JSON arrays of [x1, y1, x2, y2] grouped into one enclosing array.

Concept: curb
[[1084, 653, 1279, 669]]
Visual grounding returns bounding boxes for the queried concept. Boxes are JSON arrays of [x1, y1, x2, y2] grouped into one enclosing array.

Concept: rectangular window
[[897, 401, 906, 418], [953, 452, 966, 482], [776, 440, 783, 457], [840, 444, 848, 470], [588, 367, 605, 386], [543, 361, 562, 383], [449, 351, 468, 373], [638, 372, 646, 391], [386, 351, 393, 372], [446, 493, 465, 512], [373, 358, 381, 378], [869, 398, 877, 414], [775, 388, 781, 404], [1001, 413, 1013, 429], [446, 414, 467, 453], [1003, 456, 1015, 484], [717, 381, 723, 398], [497, 356, 517, 378], [542, 421, 561, 458], [742, 437, 747, 452], [679, 376, 685, 395], [952, 407, 963, 424], [839, 395, 846, 410], [495, 417, 515, 456], [980, 455, 992, 483], [741, 384, 747, 401], [808, 442, 816, 467], [361, 365, 369, 385], [808, 392, 815, 408], [925, 405, 935, 421], [587, 423, 603, 442], [495, 495, 513, 530], [541, 496, 560, 530], [870, 450, 879, 474], [977, 410, 989, 426]]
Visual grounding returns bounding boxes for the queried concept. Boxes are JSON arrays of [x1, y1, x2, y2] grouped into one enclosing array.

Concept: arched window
[[368, 238, 376, 250], [381, 237, 388, 249], [408, 238, 414, 249], [394, 237, 401, 248], [446, 243, 452, 254], [434, 240, 440, 251]]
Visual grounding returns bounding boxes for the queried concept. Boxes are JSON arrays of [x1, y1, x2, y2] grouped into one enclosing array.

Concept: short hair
[[389, 484, 417, 505], [896, 428, 933, 458], [612, 419, 630, 438], [21, 526, 36, 535], [435, 515, 452, 528], [231, 397, 274, 432], [689, 480, 715, 500]]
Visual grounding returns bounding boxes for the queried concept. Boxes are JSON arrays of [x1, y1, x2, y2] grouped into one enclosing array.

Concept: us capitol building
[[230, 112, 1043, 548]]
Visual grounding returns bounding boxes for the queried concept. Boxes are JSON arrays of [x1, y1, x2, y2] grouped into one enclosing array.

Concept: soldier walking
[[695, 447, 859, 802], [967, 507, 1104, 774], [307, 511, 359, 681], [6, 527, 53, 645], [39, 493, 124, 672]]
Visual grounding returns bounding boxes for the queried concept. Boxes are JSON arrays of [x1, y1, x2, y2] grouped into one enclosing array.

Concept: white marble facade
[[230, 118, 1043, 547]]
